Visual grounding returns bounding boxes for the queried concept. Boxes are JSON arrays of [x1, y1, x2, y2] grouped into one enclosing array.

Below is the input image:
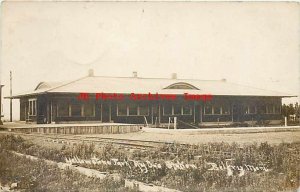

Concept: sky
[[0, 1, 299, 120]]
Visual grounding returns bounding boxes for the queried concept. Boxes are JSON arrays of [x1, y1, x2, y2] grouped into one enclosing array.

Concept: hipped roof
[[8, 75, 295, 99]]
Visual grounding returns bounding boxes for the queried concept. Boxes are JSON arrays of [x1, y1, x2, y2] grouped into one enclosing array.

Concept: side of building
[[18, 93, 282, 127], [11, 73, 291, 127]]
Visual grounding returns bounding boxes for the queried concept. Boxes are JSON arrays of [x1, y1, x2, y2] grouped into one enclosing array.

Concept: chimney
[[171, 73, 177, 79], [88, 69, 94, 77], [132, 71, 138, 78]]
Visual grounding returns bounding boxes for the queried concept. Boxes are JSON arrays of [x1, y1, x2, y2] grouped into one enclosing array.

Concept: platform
[[0, 122, 141, 134]]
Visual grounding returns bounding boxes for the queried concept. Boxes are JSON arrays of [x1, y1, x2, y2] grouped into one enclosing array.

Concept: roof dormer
[[164, 82, 199, 90]]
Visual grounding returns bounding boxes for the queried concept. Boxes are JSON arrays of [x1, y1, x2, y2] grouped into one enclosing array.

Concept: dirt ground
[[90, 127, 300, 144], [1, 126, 299, 146]]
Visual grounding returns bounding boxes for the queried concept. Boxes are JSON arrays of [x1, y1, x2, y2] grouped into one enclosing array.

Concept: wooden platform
[[0, 122, 141, 134]]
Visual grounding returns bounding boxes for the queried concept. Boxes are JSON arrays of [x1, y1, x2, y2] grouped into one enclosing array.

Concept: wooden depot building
[[8, 71, 294, 127]]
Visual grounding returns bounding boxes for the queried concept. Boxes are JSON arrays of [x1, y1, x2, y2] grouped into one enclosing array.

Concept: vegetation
[[0, 149, 133, 191], [282, 103, 299, 118], [282, 102, 300, 125], [0, 134, 299, 191]]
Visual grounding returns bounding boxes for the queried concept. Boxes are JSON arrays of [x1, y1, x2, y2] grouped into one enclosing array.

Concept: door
[[152, 105, 159, 125], [37, 98, 47, 124], [101, 103, 110, 122], [232, 104, 240, 122]]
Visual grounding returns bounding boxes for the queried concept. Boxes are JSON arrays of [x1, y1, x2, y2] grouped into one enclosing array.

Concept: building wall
[[18, 94, 283, 126], [19, 97, 38, 122], [20, 98, 26, 121], [52, 96, 102, 123], [199, 96, 282, 124]]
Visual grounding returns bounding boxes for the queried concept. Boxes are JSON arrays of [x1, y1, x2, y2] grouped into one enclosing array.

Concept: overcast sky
[[0, 1, 299, 120]]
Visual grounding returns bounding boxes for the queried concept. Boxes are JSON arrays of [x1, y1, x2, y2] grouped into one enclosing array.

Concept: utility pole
[[10, 71, 12, 122], [0, 85, 4, 125]]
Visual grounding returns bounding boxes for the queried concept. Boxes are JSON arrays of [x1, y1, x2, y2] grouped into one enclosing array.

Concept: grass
[[0, 134, 299, 192], [0, 150, 136, 192]]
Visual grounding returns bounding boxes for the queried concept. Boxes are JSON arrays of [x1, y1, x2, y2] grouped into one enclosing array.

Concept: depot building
[[8, 71, 294, 127]]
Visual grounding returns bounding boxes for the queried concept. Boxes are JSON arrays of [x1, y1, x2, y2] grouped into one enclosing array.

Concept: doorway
[[101, 103, 111, 122], [232, 104, 240, 122]]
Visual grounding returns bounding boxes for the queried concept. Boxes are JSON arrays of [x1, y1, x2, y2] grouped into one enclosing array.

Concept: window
[[265, 105, 280, 114], [244, 105, 256, 114], [249, 106, 256, 114], [57, 101, 70, 117], [274, 105, 281, 114], [242, 106, 248, 114], [266, 105, 274, 114], [222, 105, 230, 115], [139, 104, 149, 116], [84, 103, 95, 117], [260, 105, 267, 114], [28, 99, 37, 116], [117, 103, 127, 116], [214, 105, 221, 115], [117, 103, 149, 116], [205, 104, 230, 115], [173, 104, 182, 115], [163, 105, 192, 116], [204, 105, 213, 115], [71, 103, 82, 116], [182, 105, 192, 115], [129, 103, 138, 116], [163, 105, 172, 115]]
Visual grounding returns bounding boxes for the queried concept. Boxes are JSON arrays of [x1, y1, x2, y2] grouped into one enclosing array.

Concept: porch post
[[193, 102, 196, 123], [46, 100, 50, 123], [151, 104, 153, 125], [231, 103, 234, 122], [0, 85, 4, 125], [158, 104, 161, 125], [200, 103, 202, 124], [101, 103, 103, 122], [50, 101, 53, 123], [109, 102, 111, 122]]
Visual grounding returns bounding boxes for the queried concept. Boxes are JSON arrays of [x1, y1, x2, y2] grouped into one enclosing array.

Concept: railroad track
[[0, 131, 173, 150], [1, 131, 258, 158]]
